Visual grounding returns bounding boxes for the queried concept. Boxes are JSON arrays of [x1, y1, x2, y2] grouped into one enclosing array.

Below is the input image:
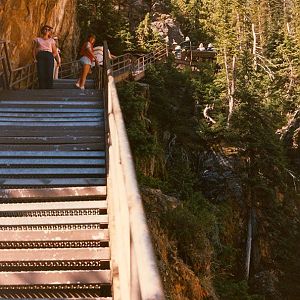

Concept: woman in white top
[[32, 25, 60, 88]]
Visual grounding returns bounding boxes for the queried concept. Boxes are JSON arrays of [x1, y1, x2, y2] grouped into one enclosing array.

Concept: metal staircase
[[0, 79, 112, 298], [0, 40, 166, 300]]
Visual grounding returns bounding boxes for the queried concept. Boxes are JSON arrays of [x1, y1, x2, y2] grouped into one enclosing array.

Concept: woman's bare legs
[[78, 64, 91, 89]]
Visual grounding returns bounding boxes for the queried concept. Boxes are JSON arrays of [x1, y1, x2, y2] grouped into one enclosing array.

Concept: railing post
[[142, 56, 145, 72], [3, 42, 12, 88], [0, 42, 9, 89], [2, 59, 9, 89], [103, 41, 110, 175]]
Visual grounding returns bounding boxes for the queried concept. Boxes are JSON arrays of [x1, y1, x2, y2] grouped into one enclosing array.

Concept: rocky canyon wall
[[0, 0, 79, 67]]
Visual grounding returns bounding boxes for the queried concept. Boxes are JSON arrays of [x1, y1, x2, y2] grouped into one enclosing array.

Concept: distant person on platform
[[32, 25, 60, 89], [197, 43, 206, 51], [207, 43, 214, 51], [76, 33, 99, 90], [53, 36, 61, 79]]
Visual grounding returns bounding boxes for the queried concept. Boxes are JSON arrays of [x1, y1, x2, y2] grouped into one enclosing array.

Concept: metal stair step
[[0, 178, 107, 187], [0, 111, 103, 117], [0, 186, 107, 200], [0, 143, 104, 151], [0, 141, 104, 149], [54, 79, 94, 84], [0, 228, 109, 241], [0, 100, 101, 105], [0, 121, 103, 127], [0, 158, 105, 165], [0, 248, 110, 261], [0, 116, 103, 122], [0, 167, 106, 176], [0, 214, 108, 226], [0, 270, 111, 285], [0, 286, 112, 298], [0, 89, 101, 98], [0, 200, 107, 212], [53, 82, 95, 89]]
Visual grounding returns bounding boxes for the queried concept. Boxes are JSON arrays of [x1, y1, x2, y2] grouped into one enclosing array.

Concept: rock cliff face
[[151, 12, 184, 45], [116, 0, 184, 45], [150, 1, 184, 44], [0, 0, 79, 67]]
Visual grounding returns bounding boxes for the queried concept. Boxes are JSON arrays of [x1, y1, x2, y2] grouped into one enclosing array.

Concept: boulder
[[199, 151, 243, 204], [251, 271, 281, 300]]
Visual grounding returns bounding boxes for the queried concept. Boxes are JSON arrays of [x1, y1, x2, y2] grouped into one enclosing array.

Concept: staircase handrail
[[102, 41, 165, 300], [0, 39, 167, 90], [109, 44, 168, 81], [131, 45, 168, 77], [59, 60, 81, 79], [0, 40, 37, 89], [0, 40, 12, 89]]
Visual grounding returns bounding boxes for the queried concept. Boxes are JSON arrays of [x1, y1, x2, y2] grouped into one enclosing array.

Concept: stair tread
[[0, 248, 110, 261], [0, 186, 107, 199], [0, 214, 108, 225], [0, 229, 109, 242], [0, 178, 106, 186], [0, 200, 107, 212], [0, 270, 111, 285]]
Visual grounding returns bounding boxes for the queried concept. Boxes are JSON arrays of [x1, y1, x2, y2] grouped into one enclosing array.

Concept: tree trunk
[[283, 0, 291, 35], [226, 54, 236, 127], [252, 23, 257, 70], [245, 207, 255, 280]]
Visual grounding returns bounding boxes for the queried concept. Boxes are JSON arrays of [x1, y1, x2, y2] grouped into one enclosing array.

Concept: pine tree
[[136, 13, 163, 51]]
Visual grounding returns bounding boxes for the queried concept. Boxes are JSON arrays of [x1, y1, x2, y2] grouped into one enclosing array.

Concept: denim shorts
[[80, 56, 92, 66]]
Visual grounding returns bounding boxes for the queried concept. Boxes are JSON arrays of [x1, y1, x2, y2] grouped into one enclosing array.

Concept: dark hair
[[41, 25, 53, 34], [87, 33, 96, 41]]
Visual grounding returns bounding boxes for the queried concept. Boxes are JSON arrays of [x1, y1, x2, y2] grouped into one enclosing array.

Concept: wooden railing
[[111, 46, 168, 82], [101, 41, 165, 300], [0, 40, 12, 89], [111, 53, 132, 77], [10, 63, 37, 89], [133, 45, 168, 76], [59, 60, 81, 79], [0, 40, 81, 89], [0, 40, 37, 89], [1, 38, 168, 90]]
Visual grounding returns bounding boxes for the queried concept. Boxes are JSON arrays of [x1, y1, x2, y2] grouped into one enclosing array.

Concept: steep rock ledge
[[0, 0, 79, 67], [142, 188, 217, 300]]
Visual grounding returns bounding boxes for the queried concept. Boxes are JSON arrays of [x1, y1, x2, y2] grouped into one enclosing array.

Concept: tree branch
[[203, 104, 216, 124]]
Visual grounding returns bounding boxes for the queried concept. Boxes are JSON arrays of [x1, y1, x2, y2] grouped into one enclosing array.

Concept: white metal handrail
[[103, 41, 165, 300], [111, 53, 132, 77], [132, 45, 167, 76], [110, 45, 168, 81]]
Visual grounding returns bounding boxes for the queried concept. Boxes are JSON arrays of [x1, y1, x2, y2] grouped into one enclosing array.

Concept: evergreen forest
[[78, 1, 300, 299]]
